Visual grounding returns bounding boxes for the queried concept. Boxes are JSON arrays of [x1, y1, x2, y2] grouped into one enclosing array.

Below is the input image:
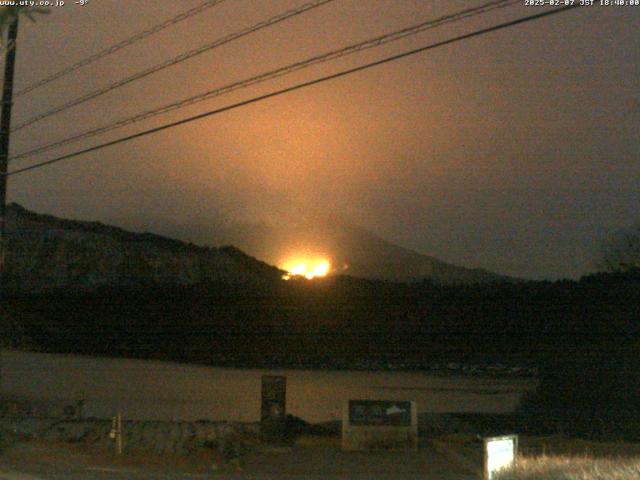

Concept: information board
[[348, 400, 412, 426]]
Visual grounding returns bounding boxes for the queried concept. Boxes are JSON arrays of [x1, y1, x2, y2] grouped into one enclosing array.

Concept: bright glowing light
[[281, 258, 331, 280], [485, 436, 517, 480]]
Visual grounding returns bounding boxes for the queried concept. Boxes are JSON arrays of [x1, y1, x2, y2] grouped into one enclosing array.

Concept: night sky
[[6, 0, 639, 280]]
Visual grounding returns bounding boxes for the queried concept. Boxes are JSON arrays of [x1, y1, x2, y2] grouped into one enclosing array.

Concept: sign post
[[484, 435, 518, 480], [109, 412, 123, 455], [260, 375, 286, 443]]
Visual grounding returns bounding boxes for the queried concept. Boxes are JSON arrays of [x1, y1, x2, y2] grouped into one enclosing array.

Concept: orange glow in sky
[[281, 258, 331, 280]]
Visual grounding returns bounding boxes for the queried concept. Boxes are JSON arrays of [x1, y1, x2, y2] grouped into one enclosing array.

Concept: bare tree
[[0, 7, 48, 45], [599, 224, 640, 273], [0, 6, 48, 25]]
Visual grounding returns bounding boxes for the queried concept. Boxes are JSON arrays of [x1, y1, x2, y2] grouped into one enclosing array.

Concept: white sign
[[484, 435, 517, 480]]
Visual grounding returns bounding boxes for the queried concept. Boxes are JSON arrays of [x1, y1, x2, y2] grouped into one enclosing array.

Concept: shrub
[[496, 456, 640, 480]]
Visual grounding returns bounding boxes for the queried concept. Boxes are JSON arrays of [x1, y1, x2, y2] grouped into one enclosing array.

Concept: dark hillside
[[2, 205, 638, 439], [6, 272, 639, 439], [4, 203, 282, 290]]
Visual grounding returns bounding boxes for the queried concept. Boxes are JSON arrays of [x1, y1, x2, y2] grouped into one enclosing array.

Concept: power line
[[11, 0, 515, 157], [5, 4, 582, 178], [11, 0, 519, 162], [13, 0, 229, 97], [12, 0, 336, 132]]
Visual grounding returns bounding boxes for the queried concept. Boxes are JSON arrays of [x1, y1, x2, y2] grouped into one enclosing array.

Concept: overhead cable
[[5, 4, 582, 177], [12, 0, 336, 131], [14, 0, 230, 97], [11, 0, 519, 160]]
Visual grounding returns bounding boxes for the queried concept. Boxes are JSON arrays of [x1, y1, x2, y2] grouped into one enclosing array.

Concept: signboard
[[348, 400, 412, 426], [342, 400, 417, 451], [261, 375, 286, 442], [484, 435, 518, 480]]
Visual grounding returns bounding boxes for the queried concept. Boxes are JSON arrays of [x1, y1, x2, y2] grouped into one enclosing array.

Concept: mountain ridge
[[163, 217, 514, 284], [5, 203, 513, 289], [4, 203, 282, 291]]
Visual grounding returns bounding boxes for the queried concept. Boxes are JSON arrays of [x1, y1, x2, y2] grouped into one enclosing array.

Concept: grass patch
[[519, 436, 640, 458], [432, 434, 640, 479], [496, 456, 640, 480]]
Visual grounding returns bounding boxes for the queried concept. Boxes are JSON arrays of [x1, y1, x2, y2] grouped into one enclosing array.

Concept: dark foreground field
[[3, 270, 639, 441], [0, 436, 473, 480], [3, 433, 640, 480]]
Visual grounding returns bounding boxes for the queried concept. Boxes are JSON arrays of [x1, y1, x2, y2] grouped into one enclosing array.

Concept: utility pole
[[0, 15, 19, 294]]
